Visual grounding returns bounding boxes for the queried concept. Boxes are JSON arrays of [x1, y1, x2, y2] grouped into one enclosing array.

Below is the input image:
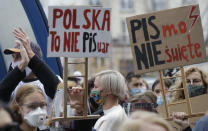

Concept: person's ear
[[101, 90, 112, 96]]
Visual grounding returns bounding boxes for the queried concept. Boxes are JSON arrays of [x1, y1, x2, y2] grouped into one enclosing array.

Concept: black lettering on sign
[[152, 40, 165, 65], [130, 19, 141, 43], [134, 44, 149, 70]]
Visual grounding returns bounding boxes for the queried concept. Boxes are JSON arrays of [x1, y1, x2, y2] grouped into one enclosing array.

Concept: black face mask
[[0, 122, 18, 131], [187, 85, 206, 97]]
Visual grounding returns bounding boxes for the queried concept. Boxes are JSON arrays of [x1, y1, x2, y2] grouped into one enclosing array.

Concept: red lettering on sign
[[63, 9, 72, 29], [102, 10, 110, 31], [83, 9, 91, 29], [92, 10, 101, 30], [64, 32, 80, 52], [50, 31, 60, 52], [165, 34, 202, 63], [53, 9, 63, 28], [162, 21, 187, 37]]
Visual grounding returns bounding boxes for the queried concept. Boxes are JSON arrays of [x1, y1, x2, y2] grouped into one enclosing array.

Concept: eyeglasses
[[22, 102, 47, 110], [123, 102, 157, 112], [186, 79, 202, 85], [0, 122, 18, 131]]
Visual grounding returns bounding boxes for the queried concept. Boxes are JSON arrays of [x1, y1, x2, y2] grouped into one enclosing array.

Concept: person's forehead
[[23, 92, 45, 104], [131, 77, 144, 82], [187, 71, 202, 79]]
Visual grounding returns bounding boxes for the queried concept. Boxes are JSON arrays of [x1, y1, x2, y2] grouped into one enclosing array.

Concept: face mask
[[187, 85, 206, 97], [130, 87, 146, 96], [90, 90, 105, 105], [156, 95, 171, 106], [24, 107, 47, 127], [10, 61, 32, 77]]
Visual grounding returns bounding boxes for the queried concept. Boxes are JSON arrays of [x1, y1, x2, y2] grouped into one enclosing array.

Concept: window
[[120, 0, 134, 12], [89, 0, 102, 6], [182, 0, 197, 5], [150, 0, 166, 11], [121, 19, 129, 41]]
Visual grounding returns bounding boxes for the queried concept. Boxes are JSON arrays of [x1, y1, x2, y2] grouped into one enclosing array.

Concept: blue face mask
[[130, 88, 146, 96], [187, 85, 206, 97], [157, 95, 171, 106]]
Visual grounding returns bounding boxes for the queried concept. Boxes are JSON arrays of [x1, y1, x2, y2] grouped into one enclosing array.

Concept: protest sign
[[126, 5, 206, 74], [47, 6, 111, 58]]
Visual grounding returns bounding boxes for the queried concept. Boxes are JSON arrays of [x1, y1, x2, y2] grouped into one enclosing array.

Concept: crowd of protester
[[0, 27, 208, 131]]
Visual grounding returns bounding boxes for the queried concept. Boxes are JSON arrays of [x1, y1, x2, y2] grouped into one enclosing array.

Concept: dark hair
[[68, 76, 79, 84], [126, 72, 141, 83], [152, 79, 172, 91], [88, 77, 95, 95]]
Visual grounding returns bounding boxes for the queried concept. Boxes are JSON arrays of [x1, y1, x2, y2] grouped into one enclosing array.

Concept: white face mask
[[11, 61, 32, 77], [24, 107, 47, 127]]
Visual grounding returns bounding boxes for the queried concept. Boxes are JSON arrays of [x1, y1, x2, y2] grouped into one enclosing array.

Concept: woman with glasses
[[10, 84, 48, 131], [171, 67, 208, 102]]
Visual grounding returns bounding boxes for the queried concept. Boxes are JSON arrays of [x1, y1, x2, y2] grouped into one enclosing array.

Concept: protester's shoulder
[[193, 115, 208, 131], [104, 105, 127, 120], [196, 115, 208, 123]]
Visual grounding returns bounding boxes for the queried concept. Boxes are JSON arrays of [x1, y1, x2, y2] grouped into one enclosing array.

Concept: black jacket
[[0, 55, 60, 103]]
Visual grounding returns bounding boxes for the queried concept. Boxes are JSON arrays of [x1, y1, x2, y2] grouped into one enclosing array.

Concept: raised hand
[[16, 40, 29, 72], [68, 86, 84, 115], [13, 27, 35, 59]]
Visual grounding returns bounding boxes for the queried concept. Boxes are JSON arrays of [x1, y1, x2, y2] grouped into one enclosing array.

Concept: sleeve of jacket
[[28, 55, 60, 99], [0, 67, 25, 103], [182, 126, 192, 131]]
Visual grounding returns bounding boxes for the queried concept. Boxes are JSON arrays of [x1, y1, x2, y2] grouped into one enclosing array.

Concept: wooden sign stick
[[63, 57, 68, 118], [181, 67, 192, 115], [83, 58, 88, 116], [159, 70, 170, 118]]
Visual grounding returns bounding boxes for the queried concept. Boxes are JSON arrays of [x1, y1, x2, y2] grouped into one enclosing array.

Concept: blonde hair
[[10, 84, 45, 123], [171, 67, 208, 102], [120, 111, 172, 131], [95, 70, 127, 99]]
